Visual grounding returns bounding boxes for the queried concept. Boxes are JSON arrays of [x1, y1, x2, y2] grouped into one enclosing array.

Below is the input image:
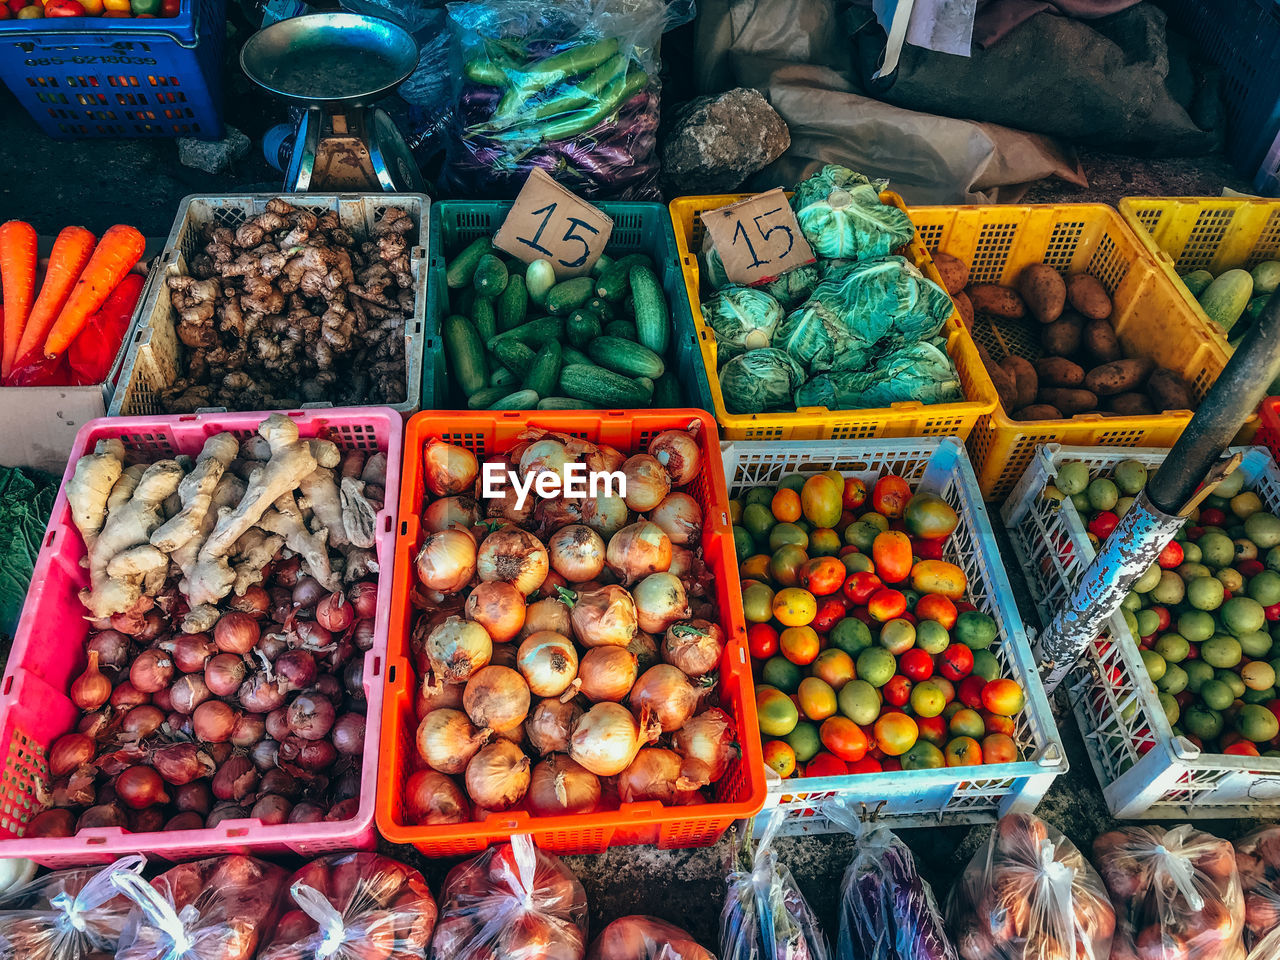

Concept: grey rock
[[661, 88, 790, 194], [177, 125, 250, 175]]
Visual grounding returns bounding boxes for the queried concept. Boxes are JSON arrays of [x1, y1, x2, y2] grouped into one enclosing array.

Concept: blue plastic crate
[[0, 0, 224, 140], [425, 200, 715, 414]]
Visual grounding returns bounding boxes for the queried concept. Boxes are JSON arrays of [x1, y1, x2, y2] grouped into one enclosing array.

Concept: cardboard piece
[[493, 169, 614, 279], [701, 188, 815, 286]]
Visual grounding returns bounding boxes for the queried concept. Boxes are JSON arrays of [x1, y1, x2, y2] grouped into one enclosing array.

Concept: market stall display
[[0, 855, 143, 960]]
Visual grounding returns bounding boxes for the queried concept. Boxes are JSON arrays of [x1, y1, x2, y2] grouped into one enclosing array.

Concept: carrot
[[43, 224, 145, 360], [13, 225, 96, 371], [0, 220, 38, 379]]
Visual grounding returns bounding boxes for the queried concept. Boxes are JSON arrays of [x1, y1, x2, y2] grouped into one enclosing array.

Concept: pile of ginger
[[163, 198, 416, 412], [67, 414, 386, 625]]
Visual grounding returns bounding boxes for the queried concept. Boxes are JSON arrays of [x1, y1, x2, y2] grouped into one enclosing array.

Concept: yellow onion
[[548, 525, 606, 583], [423, 438, 478, 496], [415, 528, 477, 592], [526, 698, 583, 755], [483, 455, 535, 525], [425, 617, 492, 685], [662, 620, 725, 677], [493, 719, 526, 746], [463, 665, 530, 731], [416, 679, 464, 719], [520, 439, 569, 479], [633, 573, 690, 635], [606, 522, 672, 584], [578, 646, 638, 703], [520, 597, 572, 641], [621, 455, 670, 511], [465, 581, 526, 643], [478, 527, 549, 596], [631, 664, 706, 732], [570, 702, 661, 777], [649, 493, 702, 546], [617, 748, 709, 804], [567, 585, 638, 648], [672, 708, 736, 782], [648, 430, 701, 486], [567, 437, 625, 475], [416, 707, 492, 775], [536, 497, 583, 535], [422, 495, 481, 533], [516, 631, 580, 698], [489, 642, 518, 670], [628, 632, 661, 673], [581, 494, 630, 539], [668, 547, 695, 579], [527, 756, 601, 816], [406, 769, 470, 824], [464, 739, 530, 810]]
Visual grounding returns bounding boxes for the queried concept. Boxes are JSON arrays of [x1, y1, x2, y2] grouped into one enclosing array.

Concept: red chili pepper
[[67, 272, 145, 386]]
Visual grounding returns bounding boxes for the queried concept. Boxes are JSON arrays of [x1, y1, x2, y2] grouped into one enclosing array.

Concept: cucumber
[[524, 341, 562, 399], [653, 372, 681, 407], [595, 253, 649, 302], [604, 320, 637, 341], [1181, 269, 1214, 297], [490, 389, 540, 410], [452, 287, 476, 318], [492, 316, 564, 347], [490, 366, 517, 387], [468, 386, 509, 409], [546, 276, 594, 315], [558, 363, 650, 406], [567, 309, 602, 348], [471, 297, 497, 342], [563, 345, 592, 366], [591, 253, 614, 278], [473, 254, 509, 298], [630, 264, 670, 355], [442, 314, 488, 398], [527, 259, 556, 307], [1254, 261, 1280, 297], [497, 274, 528, 331], [585, 296, 614, 322], [586, 336, 665, 378], [492, 339, 538, 377], [1199, 269, 1254, 333], [446, 238, 492, 289], [538, 397, 594, 410]]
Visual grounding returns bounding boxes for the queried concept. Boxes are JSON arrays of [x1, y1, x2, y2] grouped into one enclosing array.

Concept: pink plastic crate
[[0, 408, 402, 867]]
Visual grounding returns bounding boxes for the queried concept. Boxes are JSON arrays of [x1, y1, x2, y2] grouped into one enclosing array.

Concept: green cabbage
[[762, 264, 820, 309], [792, 165, 915, 261], [771, 300, 852, 373], [794, 342, 961, 410], [701, 287, 785, 363], [0, 465, 57, 639], [719, 348, 807, 414], [701, 245, 731, 291]]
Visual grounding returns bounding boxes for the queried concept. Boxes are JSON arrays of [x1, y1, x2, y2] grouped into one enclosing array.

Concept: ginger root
[[299, 466, 346, 548], [258, 492, 337, 590], [150, 433, 238, 553], [230, 527, 285, 595], [67, 439, 125, 554], [340, 477, 378, 549]]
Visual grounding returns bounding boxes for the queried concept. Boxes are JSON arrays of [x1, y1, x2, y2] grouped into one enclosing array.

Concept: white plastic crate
[[1002, 443, 1280, 818], [110, 193, 430, 417], [721, 437, 1066, 833]]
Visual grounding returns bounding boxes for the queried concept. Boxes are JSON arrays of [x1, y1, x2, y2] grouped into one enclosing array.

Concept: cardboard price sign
[[493, 169, 614, 279], [701, 189, 815, 286]]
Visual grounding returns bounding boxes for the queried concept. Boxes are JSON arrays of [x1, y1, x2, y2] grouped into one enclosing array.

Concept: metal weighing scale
[[241, 13, 426, 192]]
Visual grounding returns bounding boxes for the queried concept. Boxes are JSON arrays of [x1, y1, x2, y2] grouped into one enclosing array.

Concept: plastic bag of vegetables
[[1093, 825, 1243, 960], [793, 342, 961, 411], [1233, 826, 1280, 956], [948, 813, 1114, 960], [444, 0, 689, 199], [791, 165, 915, 261], [718, 348, 807, 414], [720, 812, 829, 960], [587, 916, 715, 960], [431, 834, 589, 960], [112, 855, 288, 960], [0, 855, 144, 960], [701, 287, 785, 362], [259, 853, 437, 960]]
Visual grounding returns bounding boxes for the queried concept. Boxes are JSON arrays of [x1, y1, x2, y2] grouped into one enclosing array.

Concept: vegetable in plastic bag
[[431, 834, 588, 960], [0, 855, 144, 960], [1093, 825, 1242, 960], [587, 916, 715, 960], [794, 342, 961, 411], [718, 348, 807, 415], [702, 287, 785, 362], [113, 855, 288, 960], [947, 813, 1114, 960], [260, 853, 437, 960], [1235, 826, 1280, 956], [720, 811, 829, 960], [791, 165, 915, 261]]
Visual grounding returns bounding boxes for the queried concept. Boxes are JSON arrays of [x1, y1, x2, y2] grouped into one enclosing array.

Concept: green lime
[[856, 647, 897, 687], [1113, 460, 1148, 495], [742, 502, 776, 543], [1184, 704, 1223, 740], [744, 487, 774, 508], [1201, 635, 1243, 669], [1135, 608, 1161, 638], [1250, 570, 1280, 606], [1215, 669, 1247, 699], [954, 610, 997, 650], [915, 620, 951, 655], [1087, 478, 1119, 511], [778, 474, 806, 493], [1198, 532, 1234, 569], [1240, 630, 1273, 659], [1187, 576, 1226, 611], [1223, 596, 1267, 636], [1181, 542, 1202, 564], [1159, 691, 1180, 726], [1184, 660, 1214, 693]]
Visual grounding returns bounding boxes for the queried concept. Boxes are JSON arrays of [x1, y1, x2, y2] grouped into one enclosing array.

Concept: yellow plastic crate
[[669, 193, 998, 442], [906, 203, 1232, 501]]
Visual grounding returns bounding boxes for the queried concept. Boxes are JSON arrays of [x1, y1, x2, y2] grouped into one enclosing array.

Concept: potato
[[1083, 319, 1122, 363], [1084, 358, 1154, 396], [999, 355, 1038, 409], [1146, 368, 1193, 412], [952, 290, 974, 329], [1107, 392, 1155, 416], [1014, 404, 1064, 421], [1035, 357, 1085, 387], [1067, 274, 1112, 320], [1038, 387, 1098, 415], [1041, 318, 1082, 357], [1017, 263, 1066, 324], [968, 284, 1026, 320], [931, 250, 969, 294], [984, 357, 1018, 412]]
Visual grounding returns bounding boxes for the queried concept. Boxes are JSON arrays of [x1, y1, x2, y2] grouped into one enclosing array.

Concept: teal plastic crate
[[425, 201, 714, 413]]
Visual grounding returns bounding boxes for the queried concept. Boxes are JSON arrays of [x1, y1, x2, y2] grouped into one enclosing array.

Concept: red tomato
[[915, 593, 957, 629], [820, 717, 869, 762], [1151, 605, 1171, 632], [1199, 508, 1226, 527], [811, 597, 847, 633], [747, 623, 779, 661], [1267, 603, 1280, 623], [911, 537, 944, 561], [806, 752, 849, 777], [883, 674, 913, 707], [800, 556, 847, 596], [939, 643, 975, 682], [1157, 540, 1183, 568], [1088, 511, 1119, 539], [867, 588, 907, 623], [7, 0, 27, 13], [881, 757, 902, 772], [44, 0, 84, 14], [843, 571, 882, 605], [954, 599, 977, 615], [1239, 559, 1265, 579], [842, 477, 867, 510], [917, 715, 947, 747], [0, 6, 9, 16], [957, 675, 987, 709], [871, 530, 913, 584], [159, 0, 178, 13], [871, 475, 911, 518], [848, 757, 883, 774], [1226, 741, 1261, 757]]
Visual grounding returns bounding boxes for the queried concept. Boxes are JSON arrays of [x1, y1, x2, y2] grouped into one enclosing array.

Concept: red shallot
[[348, 580, 378, 619], [49, 732, 94, 777], [71, 650, 112, 710], [205, 653, 246, 697], [116, 765, 169, 809], [288, 693, 337, 740], [214, 611, 260, 654], [315, 590, 354, 632], [173, 633, 216, 673], [332, 712, 365, 756], [212, 755, 259, 802], [169, 674, 212, 715], [110, 681, 150, 707], [192, 699, 237, 742], [88, 630, 133, 671], [129, 648, 174, 694]]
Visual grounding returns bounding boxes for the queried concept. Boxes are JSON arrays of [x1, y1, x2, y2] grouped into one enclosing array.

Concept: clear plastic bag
[[720, 811, 829, 960], [1235, 826, 1280, 958], [112, 855, 288, 960], [1092, 825, 1243, 960], [444, 0, 688, 199], [431, 834, 589, 960], [259, 853, 437, 960], [587, 916, 715, 960], [947, 813, 1115, 960], [0, 855, 144, 960]]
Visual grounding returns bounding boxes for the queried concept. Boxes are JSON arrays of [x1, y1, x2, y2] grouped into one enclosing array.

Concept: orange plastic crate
[[376, 409, 766, 857]]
